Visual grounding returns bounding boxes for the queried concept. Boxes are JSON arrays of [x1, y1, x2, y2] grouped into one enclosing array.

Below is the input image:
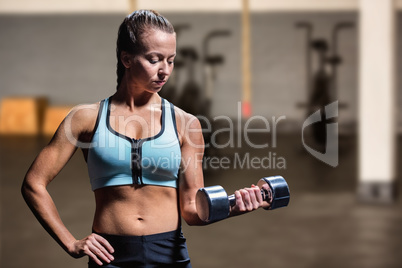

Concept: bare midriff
[[92, 184, 180, 236]]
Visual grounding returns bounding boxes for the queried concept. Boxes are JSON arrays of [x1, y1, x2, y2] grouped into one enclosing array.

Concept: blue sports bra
[[87, 97, 181, 191]]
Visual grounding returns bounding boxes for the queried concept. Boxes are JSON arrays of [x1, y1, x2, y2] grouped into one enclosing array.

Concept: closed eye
[[146, 53, 176, 65], [168, 56, 176, 65]]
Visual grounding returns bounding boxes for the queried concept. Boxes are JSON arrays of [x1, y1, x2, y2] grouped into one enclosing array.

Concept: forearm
[[21, 180, 76, 255]]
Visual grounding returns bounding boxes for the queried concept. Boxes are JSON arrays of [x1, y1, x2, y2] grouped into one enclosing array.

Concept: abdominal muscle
[[92, 184, 180, 236]]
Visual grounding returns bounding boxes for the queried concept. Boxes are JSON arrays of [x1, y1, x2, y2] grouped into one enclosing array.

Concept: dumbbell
[[196, 176, 290, 223]]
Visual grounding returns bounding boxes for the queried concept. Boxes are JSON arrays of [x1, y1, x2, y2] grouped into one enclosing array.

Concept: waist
[[93, 185, 180, 235], [93, 228, 183, 243]]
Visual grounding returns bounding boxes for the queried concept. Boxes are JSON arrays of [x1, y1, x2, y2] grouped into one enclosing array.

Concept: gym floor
[[1, 133, 402, 268]]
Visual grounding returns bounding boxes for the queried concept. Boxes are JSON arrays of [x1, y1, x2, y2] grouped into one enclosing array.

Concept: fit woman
[[22, 10, 267, 267]]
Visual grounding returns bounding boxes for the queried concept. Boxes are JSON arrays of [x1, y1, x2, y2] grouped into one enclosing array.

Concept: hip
[[88, 229, 191, 268]]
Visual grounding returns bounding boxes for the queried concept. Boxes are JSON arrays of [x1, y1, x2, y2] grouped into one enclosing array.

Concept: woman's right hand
[[69, 233, 115, 266]]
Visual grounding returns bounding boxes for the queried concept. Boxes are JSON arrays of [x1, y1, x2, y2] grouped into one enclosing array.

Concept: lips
[[154, 80, 166, 86]]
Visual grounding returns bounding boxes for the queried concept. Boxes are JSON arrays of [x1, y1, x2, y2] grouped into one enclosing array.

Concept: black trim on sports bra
[[90, 99, 105, 142], [106, 97, 166, 142], [170, 102, 180, 141]]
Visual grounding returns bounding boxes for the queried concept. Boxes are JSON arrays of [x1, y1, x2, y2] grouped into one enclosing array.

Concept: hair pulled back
[[116, 10, 175, 90]]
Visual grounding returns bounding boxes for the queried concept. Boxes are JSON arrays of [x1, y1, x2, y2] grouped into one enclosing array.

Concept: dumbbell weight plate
[[196, 185, 230, 223], [257, 176, 290, 210]]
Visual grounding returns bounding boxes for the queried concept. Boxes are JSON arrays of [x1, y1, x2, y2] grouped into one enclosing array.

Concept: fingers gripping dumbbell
[[196, 176, 290, 223]]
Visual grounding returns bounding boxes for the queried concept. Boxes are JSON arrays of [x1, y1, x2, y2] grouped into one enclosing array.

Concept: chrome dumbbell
[[196, 176, 290, 223]]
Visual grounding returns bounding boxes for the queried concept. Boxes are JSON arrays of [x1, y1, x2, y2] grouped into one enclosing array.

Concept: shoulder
[[66, 102, 101, 127], [58, 101, 103, 142], [172, 105, 201, 132], [172, 105, 203, 148]]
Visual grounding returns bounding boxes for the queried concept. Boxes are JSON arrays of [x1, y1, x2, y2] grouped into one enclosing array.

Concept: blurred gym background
[[1, 0, 402, 267]]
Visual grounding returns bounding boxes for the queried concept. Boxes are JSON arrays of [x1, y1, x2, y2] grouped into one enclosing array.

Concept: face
[[122, 29, 176, 93]]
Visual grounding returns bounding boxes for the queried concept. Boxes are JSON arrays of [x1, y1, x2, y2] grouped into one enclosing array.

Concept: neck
[[114, 82, 161, 110]]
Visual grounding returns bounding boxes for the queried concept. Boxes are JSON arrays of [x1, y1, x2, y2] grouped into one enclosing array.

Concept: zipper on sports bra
[[131, 139, 142, 185]]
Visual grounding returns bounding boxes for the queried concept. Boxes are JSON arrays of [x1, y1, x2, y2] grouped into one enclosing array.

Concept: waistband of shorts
[[93, 228, 183, 243]]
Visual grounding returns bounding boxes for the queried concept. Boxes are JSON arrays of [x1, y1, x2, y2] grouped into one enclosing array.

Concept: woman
[[21, 10, 267, 267]]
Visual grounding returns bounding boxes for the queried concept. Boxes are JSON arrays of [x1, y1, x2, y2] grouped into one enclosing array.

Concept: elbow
[[184, 219, 206, 227], [184, 219, 201, 226], [21, 175, 43, 203], [21, 178, 34, 201], [182, 212, 207, 226]]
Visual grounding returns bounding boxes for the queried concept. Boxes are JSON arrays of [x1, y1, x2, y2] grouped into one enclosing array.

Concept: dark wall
[[0, 12, 362, 126], [0, 14, 121, 105]]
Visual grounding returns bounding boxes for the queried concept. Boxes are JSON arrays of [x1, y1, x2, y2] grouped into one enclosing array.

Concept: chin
[[147, 87, 162, 94]]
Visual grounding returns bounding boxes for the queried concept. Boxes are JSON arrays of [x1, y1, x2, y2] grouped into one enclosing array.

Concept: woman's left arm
[[178, 112, 206, 226], [177, 111, 268, 225]]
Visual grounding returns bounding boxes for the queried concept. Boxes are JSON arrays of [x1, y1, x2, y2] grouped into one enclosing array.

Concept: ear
[[121, 51, 132, 68]]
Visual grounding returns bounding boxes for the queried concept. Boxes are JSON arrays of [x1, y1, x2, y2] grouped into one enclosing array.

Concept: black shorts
[[88, 229, 191, 268]]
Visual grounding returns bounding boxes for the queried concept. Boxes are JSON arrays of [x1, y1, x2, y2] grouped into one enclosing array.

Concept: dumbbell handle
[[227, 188, 271, 207]]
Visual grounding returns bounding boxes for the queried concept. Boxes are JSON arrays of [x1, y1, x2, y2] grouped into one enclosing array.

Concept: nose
[[158, 62, 171, 78]]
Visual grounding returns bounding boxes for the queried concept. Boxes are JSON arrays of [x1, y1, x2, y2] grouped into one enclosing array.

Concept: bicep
[[178, 115, 205, 224], [25, 120, 79, 187], [24, 105, 95, 186]]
